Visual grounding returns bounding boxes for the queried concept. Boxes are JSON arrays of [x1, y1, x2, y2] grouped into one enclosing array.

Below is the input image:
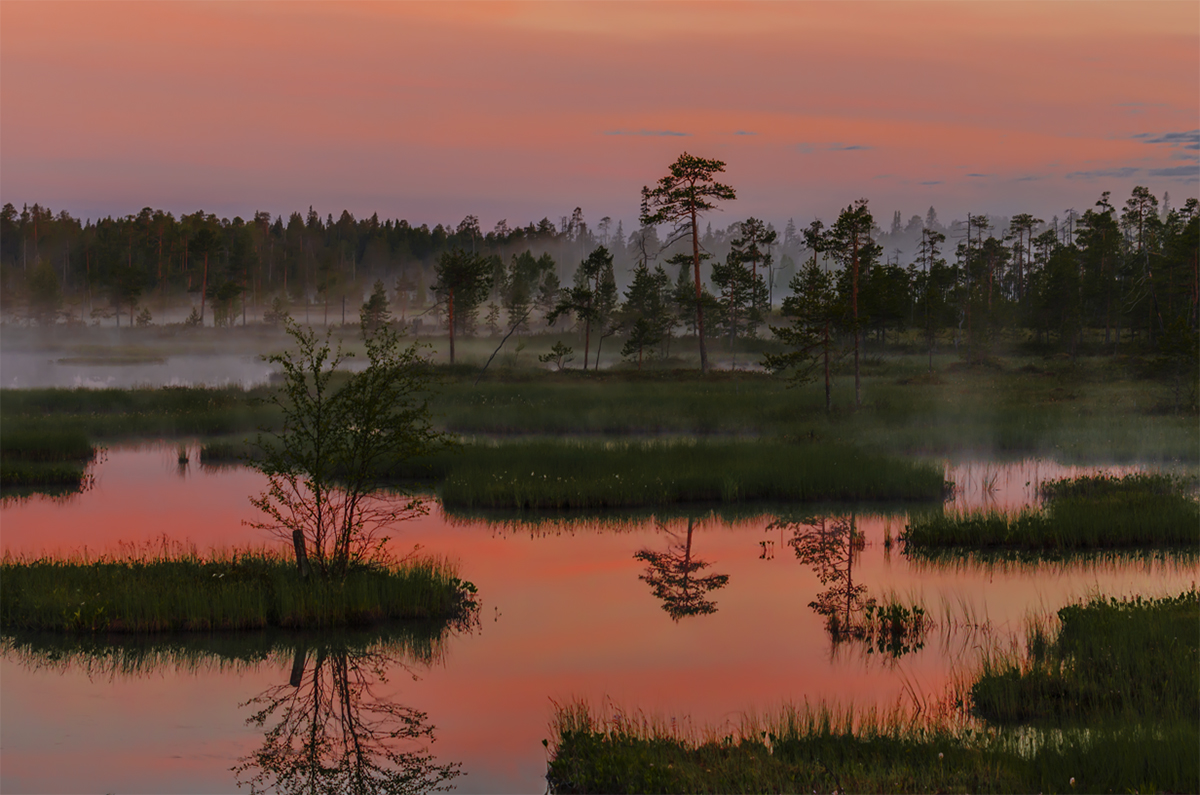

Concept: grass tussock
[[433, 440, 945, 510], [971, 590, 1199, 726], [0, 548, 477, 633]]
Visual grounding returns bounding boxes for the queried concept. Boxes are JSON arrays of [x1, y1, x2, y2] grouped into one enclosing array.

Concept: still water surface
[[2, 448, 1195, 792]]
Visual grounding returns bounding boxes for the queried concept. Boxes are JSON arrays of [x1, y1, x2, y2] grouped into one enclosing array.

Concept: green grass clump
[[902, 492, 1199, 550], [0, 426, 96, 488], [971, 590, 1199, 725], [434, 440, 945, 510], [1038, 471, 1193, 499], [0, 552, 476, 632], [198, 438, 253, 463]]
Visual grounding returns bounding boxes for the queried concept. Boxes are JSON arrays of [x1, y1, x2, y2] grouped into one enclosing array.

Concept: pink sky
[[2, 1, 1196, 230]]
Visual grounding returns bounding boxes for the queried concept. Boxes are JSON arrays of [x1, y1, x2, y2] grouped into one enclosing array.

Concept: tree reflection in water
[[785, 513, 872, 639], [234, 638, 462, 795], [0, 627, 463, 794], [634, 516, 730, 620], [775, 513, 928, 659]]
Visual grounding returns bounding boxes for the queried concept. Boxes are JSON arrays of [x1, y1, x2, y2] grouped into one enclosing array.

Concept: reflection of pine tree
[[235, 638, 461, 794], [786, 514, 872, 639], [634, 517, 729, 621]]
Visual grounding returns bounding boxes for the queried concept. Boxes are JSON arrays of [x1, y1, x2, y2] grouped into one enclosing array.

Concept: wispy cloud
[[1147, 165, 1199, 178], [966, 173, 991, 178], [1015, 175, 1042, 182], [796, 142, 873, 153], [733, 130, 757, 136], [1131, 130, 1200, 147], [602, 129, 690, 137], [1066, 167, 1140, 180], [918, 180, 942, 186]]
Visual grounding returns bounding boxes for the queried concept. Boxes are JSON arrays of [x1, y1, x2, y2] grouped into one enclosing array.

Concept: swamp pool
[[1, 447, 1196, 793]]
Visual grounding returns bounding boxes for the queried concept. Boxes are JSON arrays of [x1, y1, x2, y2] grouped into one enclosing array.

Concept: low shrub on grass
[[0, 552, 477, 632]]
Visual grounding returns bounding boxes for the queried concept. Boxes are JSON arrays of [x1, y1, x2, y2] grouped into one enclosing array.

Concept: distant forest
[[1, 186, 1196, 361]]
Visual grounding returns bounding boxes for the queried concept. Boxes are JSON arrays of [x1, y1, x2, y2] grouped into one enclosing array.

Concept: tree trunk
[[200, 252, 208, 325], [292, 528, 311, 579], [692, 206, 708, 373], [823, 320, 831, 414], [448, 288, 456, 364], [852, 233, 860, 407]]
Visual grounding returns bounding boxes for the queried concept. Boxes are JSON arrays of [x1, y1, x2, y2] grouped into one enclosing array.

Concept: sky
[[2, 1, 1197, 232]]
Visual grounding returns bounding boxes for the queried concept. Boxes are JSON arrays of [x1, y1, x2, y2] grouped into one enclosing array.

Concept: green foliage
[[432, 248, 494, 361], [250, 319, 449, 579], [263, 294, 290, 326], [359, 279, 392, 333], [641, 152, 737, 373], [548, 246, 616, 370], [538, 341, 574, 371]]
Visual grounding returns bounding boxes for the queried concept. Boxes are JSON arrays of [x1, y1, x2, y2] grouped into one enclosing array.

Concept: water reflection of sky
[[2, 447, 1196, 793]]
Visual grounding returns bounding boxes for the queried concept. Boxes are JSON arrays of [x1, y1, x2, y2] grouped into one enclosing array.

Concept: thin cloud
[[733, 130, 757, 136], [796, 142, 872, 153], [1015, 175, 1042, 182], [1131, 130, 1200, 146], [602, 129, 690, 137], [1066, 167, 1140, 179], [966, 173, 991, 178], [918, 180, 942, 186], [1147, 165, 1199, 178]]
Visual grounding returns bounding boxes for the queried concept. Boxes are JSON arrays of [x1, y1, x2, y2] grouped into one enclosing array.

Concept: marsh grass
[[3, 353, 1196, 462], [0, 386, 279, 439], [0, 426, 96, 488], [970, 591, 1199, 726], [433, 440, 945, 509], [0, 547, 476, 633], [1038, 471, 1196, 499], [546, 698, 1197, 794]]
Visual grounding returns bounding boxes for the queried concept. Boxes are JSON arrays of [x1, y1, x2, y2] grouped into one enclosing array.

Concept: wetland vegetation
[[0, 550, 475, 632], [2, 183, 1196, 793], [904, 473, 1199, 550], [546, 591, 1200, 794]]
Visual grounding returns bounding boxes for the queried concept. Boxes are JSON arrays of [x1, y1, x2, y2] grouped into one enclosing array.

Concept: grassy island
[[0, 553, 476, 633], [903, 473, 1199, 551]]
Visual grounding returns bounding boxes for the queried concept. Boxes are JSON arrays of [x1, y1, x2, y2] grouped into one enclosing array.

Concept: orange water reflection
[[2, 447, 1195, 793]]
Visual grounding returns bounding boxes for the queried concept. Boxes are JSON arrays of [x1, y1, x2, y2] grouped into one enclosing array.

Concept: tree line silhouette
[[2, 180, 1195, 371]]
